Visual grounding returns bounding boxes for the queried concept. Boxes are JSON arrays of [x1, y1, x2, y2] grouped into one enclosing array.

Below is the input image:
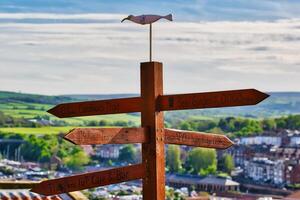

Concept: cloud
[[0, 14, 299, 95]]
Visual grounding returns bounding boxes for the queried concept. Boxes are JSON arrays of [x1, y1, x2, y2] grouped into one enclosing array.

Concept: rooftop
[[166, 174, 239, 186], [0, 181, 87, 200]]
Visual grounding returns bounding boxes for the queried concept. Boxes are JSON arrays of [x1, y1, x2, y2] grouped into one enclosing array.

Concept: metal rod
[[150, 23, 152, 62]]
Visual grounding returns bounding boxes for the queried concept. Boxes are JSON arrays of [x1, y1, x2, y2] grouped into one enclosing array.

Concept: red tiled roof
[[0, 190, 63, 200], [0, 181, 87, 200], [284, 190, 300, 200]]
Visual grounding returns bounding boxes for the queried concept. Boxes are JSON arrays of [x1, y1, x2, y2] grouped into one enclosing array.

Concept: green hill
[[1, 90, 300, 125], [0, 91, 141, 129]]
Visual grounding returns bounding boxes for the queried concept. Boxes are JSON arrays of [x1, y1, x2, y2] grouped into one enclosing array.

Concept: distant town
[[1, 128, 300, 199]]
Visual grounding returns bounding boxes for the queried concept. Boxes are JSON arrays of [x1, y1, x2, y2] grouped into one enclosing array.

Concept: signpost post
[[31, 14, 269, 200], [31, 61, 268, 199]]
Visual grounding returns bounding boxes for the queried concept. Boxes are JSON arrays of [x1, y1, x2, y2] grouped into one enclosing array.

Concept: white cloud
[[0, 13, 124, 20], [0, 14, 299, 95]]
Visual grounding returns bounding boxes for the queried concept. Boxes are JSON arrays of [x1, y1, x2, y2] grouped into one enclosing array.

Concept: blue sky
[[0, 1, 299, 94], [1, 0, 300, 21]]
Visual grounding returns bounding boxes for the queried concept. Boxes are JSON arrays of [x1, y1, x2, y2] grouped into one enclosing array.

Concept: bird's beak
[[121, 16, 130, 23]]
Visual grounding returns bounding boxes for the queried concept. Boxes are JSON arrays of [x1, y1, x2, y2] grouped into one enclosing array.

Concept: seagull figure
[[121, 14, 172, 25], [122, 14, 173, 61]]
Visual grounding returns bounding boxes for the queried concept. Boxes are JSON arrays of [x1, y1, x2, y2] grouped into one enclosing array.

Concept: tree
[[180, 122, 192, 130], [187, 148, 217, 175], [166, 187, 175, 200], [113, 120, 128, 127], [63, 148, 90, 170], [286, 115, 300, 129], [119, 144, 137, 163], [221, 154, 235, 174], [200, 165, 217, 176], [21, 134, 56, 162], [239, 120, 263, 135], [87, 120, 98, 126], [262, 119, 276, 130], [166, 145, 181, 173], [99, 120, 110, 126], [275, 117, 287, 129], [195, 120, 217, 132]]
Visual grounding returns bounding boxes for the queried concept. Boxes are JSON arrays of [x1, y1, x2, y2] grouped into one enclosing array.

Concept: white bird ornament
[[121, 14, 173, 61]]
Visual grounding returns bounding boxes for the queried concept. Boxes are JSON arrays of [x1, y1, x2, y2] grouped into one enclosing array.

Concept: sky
[[0, 0, 299, 95]]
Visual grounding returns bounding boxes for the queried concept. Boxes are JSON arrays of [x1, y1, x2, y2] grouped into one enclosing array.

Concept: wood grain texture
[[48, 97, 142, 118], [159, 89, 269, 111], [30, 164, 145, 196], [64, 127, 148, 145], [165, 128, 234, 149], [141, 62, 165, 200]]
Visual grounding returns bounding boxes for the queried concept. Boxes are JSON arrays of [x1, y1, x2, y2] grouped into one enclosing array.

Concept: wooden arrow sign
[[31, 164, 145, 196], [48, 97, 142, 118], [37, 59, 270, 200], [159, 89, 269, 111], [64, 127, 233, 149], [64, 127, 147, 145], [165, 128, 234, 149]]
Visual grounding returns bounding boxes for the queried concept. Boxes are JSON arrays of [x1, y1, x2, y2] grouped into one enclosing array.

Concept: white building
[[244, 157, 285, 185], [96, 145, 120, 159], [290, 137, 300, 147], [240, 136, 281, 146]]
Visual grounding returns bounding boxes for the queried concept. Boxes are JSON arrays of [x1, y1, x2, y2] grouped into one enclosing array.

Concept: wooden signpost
[[31, 61, 269, 199], [64, 127, 147, 145], [64, 127, 233, 149], [30, 14, 269, 200], [31, 164, 145, 196], [164, 129, 234, 149], [48, 97, 141, 118]]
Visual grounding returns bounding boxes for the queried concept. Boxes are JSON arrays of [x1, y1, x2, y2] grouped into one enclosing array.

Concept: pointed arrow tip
[[63, 129, 78, 145], [260, 92, 270, 103], [264, 92, 270, 99], [47, 104, 67, 118], [252, 89, 270, 104], [223, 135, 234, 149], [47, 106, 59, 117], [228, 140, 235, 148]]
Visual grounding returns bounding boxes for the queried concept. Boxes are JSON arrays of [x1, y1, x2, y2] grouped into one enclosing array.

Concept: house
[[226, 130, 300, 186], [240, 136, 282, 146], [95, 145, 120, 159], [285, 164, 300, 185], [0, 180, 87, 200], [244, 157, 285, 185], [166, 174, 240, 193]]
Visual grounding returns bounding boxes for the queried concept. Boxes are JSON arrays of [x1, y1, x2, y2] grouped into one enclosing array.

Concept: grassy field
[[0, 100, 141, 135], [0, 102, 141, 126], [0, 126, 76, 134]]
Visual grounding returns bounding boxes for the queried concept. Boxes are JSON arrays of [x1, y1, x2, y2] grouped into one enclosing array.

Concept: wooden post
[[150, 23, 152, 62], [33, 58, 269, 197], [141, 62, 165, 200]]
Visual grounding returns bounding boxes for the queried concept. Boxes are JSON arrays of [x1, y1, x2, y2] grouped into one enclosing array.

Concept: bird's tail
[[164, 14, 173, 21]]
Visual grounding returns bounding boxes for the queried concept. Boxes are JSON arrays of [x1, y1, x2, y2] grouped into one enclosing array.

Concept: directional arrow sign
[[165, 128, 234, 149], [31, 164, 145, 196], [64, 128, 147, 145], [159, 89, 269, 111], [48, 97, 142, 118], [64, 127, 233, 149]]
